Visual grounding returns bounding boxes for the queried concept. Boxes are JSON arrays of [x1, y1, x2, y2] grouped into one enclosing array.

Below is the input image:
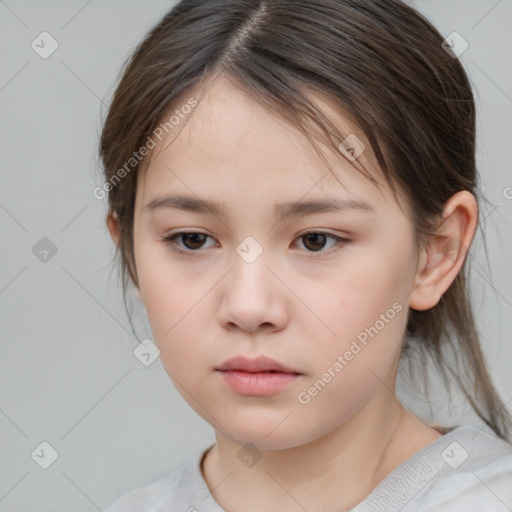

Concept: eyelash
[[160, 231, 350, 258]]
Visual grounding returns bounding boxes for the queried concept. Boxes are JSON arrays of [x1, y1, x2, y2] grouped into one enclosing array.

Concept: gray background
[[0, 1, 511, 510]]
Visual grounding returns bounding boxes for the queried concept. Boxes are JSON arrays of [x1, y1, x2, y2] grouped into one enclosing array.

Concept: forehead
[[136, 76, 397, 216]]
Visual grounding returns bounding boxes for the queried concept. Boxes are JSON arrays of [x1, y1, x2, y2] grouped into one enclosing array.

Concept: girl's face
[[131, 77, 420, 449]]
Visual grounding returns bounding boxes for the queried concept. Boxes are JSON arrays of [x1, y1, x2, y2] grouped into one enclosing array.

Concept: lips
[[215, 355, 301, 374], [215, 356, 303, 395]]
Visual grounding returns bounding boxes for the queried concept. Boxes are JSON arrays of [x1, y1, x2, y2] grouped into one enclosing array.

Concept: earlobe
[[408, 191, 477, 311]]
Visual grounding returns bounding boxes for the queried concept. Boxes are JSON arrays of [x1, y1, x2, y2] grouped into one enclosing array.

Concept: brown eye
[[179, 233, 207, 250], [162, 232, 213, 253], [302, 233, 328, 251], [295, 231, 349, 256]]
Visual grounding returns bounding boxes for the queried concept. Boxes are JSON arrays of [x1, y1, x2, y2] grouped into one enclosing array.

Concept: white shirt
[[105, 424, 512, 511]]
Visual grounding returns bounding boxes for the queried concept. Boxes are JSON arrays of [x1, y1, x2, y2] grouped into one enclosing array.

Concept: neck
[[201, 391, 441, 511]]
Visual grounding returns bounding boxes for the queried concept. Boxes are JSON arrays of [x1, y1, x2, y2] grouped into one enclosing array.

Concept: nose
[[216, 248, 288, 334]]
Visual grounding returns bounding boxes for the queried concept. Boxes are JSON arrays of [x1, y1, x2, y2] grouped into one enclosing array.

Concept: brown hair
[[99, 0, 512, 442]]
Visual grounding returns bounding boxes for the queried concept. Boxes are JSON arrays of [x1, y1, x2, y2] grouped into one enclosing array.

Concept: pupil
[[184, 233, 205, 249], [304, 233, 325, 251]]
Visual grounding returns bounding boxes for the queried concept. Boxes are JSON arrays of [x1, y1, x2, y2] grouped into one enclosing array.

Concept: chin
[[217, 415, 320, 451]]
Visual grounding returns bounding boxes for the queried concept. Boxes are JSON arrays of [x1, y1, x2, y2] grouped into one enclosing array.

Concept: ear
[[409, 190, 478, 311], [106, 209, 141, 292], [106, 209, 121, 247]]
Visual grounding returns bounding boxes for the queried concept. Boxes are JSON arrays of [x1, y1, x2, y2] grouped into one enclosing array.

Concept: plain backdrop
[[1, 1, 511, 510]]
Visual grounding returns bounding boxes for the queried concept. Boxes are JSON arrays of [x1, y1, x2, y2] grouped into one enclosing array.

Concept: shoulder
[[420, 425, 512, 511], [351, 424, 512, 512], [104, 449, 206, 512]]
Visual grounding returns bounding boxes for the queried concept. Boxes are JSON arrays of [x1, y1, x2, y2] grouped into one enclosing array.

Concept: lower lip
[[217, 370, 301, 396]]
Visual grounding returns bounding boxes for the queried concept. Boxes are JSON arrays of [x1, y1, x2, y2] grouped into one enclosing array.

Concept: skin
[[107, 75, 478, 511]]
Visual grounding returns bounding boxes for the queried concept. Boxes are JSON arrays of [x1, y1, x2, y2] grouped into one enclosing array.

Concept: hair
[[99, 0, 512, 442]]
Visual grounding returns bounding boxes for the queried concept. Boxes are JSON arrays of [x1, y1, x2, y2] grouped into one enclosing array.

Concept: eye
[[161, 230, 349, 257], [294, 231, 349, 255], [162, 232, 215, 254]]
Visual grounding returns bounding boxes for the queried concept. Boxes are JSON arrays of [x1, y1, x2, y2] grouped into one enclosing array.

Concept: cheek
[[294, 249, 409, 391], [294, 302, 408, 438], [298, 300, 407, 393], [299, 250, 406, 341], [134, 242, 208, 368]]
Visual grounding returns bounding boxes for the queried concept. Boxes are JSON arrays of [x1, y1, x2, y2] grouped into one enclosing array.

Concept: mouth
[[215, 356, 302, 396]]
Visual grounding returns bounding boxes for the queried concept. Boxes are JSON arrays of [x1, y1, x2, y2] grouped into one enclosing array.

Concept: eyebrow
[[143, 194, 375, 219]]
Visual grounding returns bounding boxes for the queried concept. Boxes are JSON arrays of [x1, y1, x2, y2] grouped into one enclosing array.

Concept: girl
[[101, 1, 512, 510]]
